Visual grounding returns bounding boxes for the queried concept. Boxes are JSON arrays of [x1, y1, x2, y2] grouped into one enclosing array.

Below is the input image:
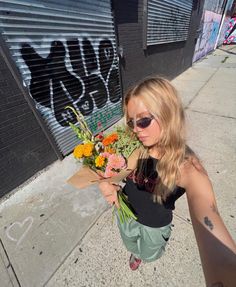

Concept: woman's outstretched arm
[[182, 162, 236, 287]]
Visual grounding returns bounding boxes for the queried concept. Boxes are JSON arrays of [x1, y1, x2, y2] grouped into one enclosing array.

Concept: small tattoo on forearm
[[210, 203, 220, 216], [210, 282, 224, 287], [204, 216, 214, 230]]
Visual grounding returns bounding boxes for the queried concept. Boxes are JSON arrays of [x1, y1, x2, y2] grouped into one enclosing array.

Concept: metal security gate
[[147, 0, 194, 46], [0, 0, 122, 156]]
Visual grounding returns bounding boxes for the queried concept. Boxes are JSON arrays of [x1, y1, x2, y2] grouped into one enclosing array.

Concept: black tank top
[[123, 157, 185, 228]]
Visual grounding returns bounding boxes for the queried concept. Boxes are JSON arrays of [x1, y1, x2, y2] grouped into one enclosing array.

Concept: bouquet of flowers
[[66, 106, 141, 223]]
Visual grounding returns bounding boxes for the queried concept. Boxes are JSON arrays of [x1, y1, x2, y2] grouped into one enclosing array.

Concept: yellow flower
[[95, 155, 105, 168], [83, 143, 94, 157], [73, 144, 84, 159]]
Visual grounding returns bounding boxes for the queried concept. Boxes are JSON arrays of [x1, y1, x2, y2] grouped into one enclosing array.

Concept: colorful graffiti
[[223, 15, 236, 44], [217, 16, 232, 45], [193, 10, 222, 62], [20, 38, 121, 127], [216, 0, 234, 46], [192, 0, 227, 62]]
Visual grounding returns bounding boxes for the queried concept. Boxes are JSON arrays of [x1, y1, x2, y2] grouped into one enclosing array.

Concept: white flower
[[95, 142, 104, 153]]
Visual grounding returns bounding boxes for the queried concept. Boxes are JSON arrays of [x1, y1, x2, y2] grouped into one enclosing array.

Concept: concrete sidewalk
[[0, 45, 236, 287]]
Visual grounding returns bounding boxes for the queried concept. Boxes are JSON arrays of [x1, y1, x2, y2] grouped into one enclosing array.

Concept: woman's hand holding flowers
[[98, 182, 120, 208]]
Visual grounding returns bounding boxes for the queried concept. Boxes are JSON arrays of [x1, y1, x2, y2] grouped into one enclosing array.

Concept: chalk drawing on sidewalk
[[5, 216, 34, 246]]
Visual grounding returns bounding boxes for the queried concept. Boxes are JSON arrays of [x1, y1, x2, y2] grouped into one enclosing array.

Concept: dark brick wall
[[112, 0, 204, 92], [0, 50, 57, 198]]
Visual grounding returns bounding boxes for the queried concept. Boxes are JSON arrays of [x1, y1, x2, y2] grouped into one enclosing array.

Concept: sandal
[[129, 254, 142, 271]]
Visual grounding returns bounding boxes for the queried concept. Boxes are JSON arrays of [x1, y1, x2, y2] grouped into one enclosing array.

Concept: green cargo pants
[[117, 218, 172, 262]]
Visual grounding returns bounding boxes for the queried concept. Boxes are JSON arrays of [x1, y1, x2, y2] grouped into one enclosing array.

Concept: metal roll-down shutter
[[0, 0, 122, 156]]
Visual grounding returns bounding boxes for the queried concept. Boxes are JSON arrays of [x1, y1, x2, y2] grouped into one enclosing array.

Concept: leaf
[[112, 126, 141, 158], [65, 106, 94, 142]]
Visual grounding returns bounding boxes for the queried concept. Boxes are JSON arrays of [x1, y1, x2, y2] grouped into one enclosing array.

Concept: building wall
[[217, 0, 235, 46], [112, 0, 204, 92], [193, 0, 226, 62], [0, 0, 122, 157], [0, 0, 121, 198], [0, 49, 57, 198]]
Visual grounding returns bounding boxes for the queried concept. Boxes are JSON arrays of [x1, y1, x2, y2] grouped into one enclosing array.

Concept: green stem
[[116, 191, 137, 223]]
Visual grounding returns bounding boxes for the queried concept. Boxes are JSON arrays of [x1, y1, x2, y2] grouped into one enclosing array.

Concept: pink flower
[[101, 152, 112, 158], [107, 154, 126, 170], [104, 166, 118, 178]]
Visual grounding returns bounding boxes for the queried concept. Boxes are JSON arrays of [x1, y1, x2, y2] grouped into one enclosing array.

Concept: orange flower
[[102, 133, 118, 146], [95, 155, 105, 167], [110, 133, 118, 142], [105, 147, 116, 154], [83, 143, 94, 157], [73, 144, 84, 159], [102, 138, 110, 146]]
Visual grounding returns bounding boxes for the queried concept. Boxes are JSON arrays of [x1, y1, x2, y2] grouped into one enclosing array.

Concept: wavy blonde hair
[[124, 76, 187, 203]]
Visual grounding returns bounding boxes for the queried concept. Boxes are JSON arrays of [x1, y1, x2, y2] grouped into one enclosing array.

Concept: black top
[[123, 157, 185, 228]]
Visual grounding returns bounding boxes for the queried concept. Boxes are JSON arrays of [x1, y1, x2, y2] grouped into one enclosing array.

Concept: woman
[[99, 77, 236, 285]]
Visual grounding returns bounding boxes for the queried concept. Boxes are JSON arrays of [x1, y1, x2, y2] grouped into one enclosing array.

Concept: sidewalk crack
[[0, 238, 21, 287], [173, 212, 192, 226], [185, 68, 220, 109], [187, 109, 236, 120]]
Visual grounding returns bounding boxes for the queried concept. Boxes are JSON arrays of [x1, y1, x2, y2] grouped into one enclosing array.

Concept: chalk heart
[[6, 216, 34, 246]]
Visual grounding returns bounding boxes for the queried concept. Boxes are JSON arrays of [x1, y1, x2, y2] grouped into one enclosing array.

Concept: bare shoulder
[[179, 156, 213, 198], [180, 155, 207, 178]]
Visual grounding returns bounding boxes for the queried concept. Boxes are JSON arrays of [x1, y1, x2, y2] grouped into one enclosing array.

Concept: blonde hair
[[124, 76, 186, 203]]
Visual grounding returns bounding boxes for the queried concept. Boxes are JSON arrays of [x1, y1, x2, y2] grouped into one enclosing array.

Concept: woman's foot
[[129, 254, 142, 270]]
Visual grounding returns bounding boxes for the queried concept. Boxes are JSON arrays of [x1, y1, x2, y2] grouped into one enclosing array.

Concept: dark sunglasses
[[127, 115, 154, 129]]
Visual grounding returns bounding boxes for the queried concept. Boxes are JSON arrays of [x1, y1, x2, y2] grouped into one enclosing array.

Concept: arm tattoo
[[210, 203, 220, 216], [204, 216, 214, 230]]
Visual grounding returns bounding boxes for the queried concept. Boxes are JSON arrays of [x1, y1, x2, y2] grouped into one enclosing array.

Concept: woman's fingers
[[99, 182, 120, 195], [106, 194, 120, 209], [114, 197, 120, 209], [106, 194, 116, 204], [98, 182, 120, 208]]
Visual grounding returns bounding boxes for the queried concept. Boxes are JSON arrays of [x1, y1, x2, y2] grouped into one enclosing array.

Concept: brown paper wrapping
[[67, 148, 141, 189]]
